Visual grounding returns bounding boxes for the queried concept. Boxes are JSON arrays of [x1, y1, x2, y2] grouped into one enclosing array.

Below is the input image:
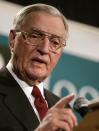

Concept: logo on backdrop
[[45, 53, 99, 104]]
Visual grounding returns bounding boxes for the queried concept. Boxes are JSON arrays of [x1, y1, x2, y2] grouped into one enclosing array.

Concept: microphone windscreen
[[73, 97, 89, 117]]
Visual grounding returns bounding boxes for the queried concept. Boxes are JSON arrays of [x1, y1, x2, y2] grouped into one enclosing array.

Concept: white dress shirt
[[6, 60, 46, 121]]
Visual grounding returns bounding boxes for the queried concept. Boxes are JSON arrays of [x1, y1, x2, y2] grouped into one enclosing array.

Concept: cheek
[[12, 38, 30, 67], [48, 52, 62, 73], [13, 37, 33, 59], [13, 36, 24, 54]]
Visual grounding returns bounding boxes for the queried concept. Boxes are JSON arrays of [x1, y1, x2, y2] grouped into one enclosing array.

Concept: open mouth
[[32, 58, 46, 64]]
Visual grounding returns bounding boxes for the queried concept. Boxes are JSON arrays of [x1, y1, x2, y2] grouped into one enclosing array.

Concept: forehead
[[21, 11, 66, 38]]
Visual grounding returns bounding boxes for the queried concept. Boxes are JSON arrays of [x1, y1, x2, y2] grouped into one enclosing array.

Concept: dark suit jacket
[[0, 67, 70, 131]]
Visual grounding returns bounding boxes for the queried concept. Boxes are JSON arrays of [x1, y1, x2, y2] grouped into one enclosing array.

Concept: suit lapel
[[5, 88, 40, 131], [44, 88, 60, 109], [0, 67, 40, 131]]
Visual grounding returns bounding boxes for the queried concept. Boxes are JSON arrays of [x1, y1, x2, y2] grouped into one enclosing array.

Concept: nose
[[37, 37, 50, 54]]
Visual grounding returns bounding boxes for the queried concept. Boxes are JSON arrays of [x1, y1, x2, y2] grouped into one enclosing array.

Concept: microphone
[[73, 97, 99, 117], [73, 97, 89, 117]]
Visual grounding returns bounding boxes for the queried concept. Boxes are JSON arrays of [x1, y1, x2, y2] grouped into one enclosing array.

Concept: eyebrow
[[28, 27, 65, 40]]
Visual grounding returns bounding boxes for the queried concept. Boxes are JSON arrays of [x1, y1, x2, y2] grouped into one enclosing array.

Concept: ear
[[9, 30, 16, 53]]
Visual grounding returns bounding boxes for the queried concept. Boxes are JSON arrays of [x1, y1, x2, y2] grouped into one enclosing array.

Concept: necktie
[[32, 86, 48, 120]]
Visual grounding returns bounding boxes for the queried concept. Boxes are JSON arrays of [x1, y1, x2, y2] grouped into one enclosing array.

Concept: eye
[[52, 41, 59, 45], [29, 33, 40, 39], [51, 38, 60, 46]]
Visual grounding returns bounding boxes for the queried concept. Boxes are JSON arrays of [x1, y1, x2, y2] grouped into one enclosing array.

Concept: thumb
[[54, 93, 75, 108]]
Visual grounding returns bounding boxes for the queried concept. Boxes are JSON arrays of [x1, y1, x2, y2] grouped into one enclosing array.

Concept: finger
[[54, 113, 73, 129], [48, 108, 78, 128], [62, 108, 78, 127], [55, 109, 77, 129], [54, 120, 71, 131], [66, 109, 78, 127], [54, 93, 75, 108]]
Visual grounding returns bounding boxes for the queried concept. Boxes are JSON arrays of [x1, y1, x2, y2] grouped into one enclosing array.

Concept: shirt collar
[[6, 60, 44, 99]]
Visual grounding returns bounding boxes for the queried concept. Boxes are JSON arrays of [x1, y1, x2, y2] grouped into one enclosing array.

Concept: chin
[[32, 73, 46, 80], [26, 69, 47, 81]]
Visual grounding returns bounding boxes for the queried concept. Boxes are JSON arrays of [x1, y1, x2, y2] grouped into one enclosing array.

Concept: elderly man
[[0, 3, 77, 131]]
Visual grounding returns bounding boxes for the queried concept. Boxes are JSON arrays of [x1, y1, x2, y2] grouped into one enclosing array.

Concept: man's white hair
[[13, 3, 68, 33]]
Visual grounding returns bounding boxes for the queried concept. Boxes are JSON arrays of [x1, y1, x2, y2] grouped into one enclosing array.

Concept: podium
[[73, 101, 99, 131]]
